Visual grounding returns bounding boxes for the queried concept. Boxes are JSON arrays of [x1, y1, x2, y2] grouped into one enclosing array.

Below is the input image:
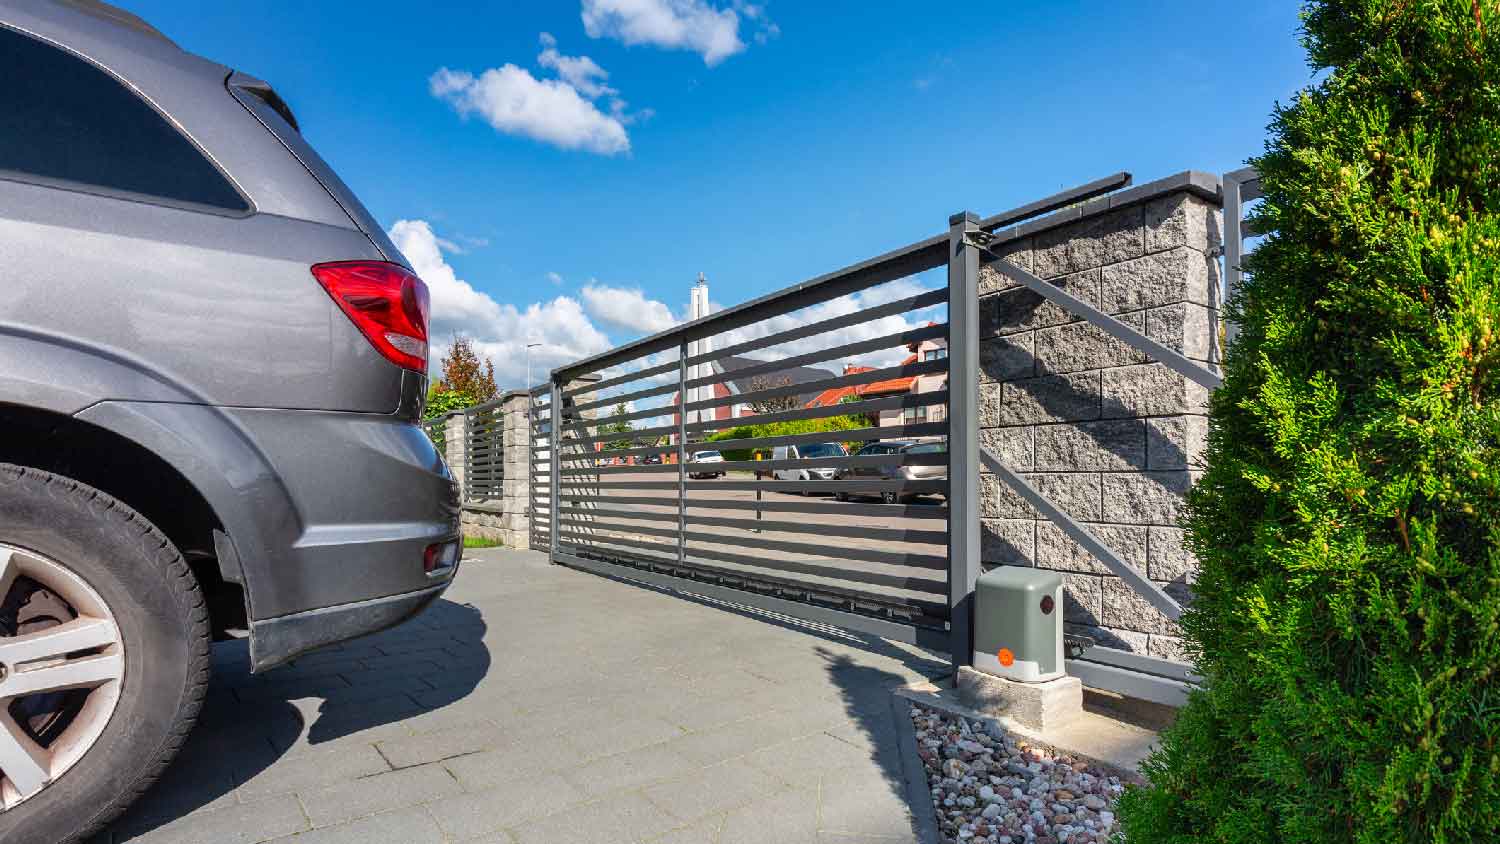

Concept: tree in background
[[434, 334, 497, 401], [422, 335, 497, 446], [1120, 3, 1500, 842], [599, 402, 634, 452], [746, 374, 799, 414], [707, 414, 868, 461]]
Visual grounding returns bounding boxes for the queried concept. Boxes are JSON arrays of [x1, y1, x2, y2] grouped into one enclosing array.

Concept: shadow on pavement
[[816, 645, 941, 832], [103, 598, 490, 842]]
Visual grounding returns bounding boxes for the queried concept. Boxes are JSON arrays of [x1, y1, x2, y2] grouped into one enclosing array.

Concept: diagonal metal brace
[[979, 446, 1183, 622], [964, 231, 1223, 391]]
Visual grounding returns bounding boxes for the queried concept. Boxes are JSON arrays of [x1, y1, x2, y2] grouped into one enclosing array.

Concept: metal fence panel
[[543, 251, 954, 641], [463, 399, 505, 502]]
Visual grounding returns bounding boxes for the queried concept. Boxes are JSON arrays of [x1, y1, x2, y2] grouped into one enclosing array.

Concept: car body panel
[[687, 450, 724, 478], [226, 71, 406, 265], [771, 443, 842, 481], [0, 176, 403, 413], [75, 401, 459, 625], [0, 1, 455, 674]]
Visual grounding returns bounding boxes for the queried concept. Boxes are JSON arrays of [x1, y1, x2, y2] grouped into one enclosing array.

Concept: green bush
[[707, 414, 871, 461], [421, 387, 475, 449], [1118, 4, 1500, 843]]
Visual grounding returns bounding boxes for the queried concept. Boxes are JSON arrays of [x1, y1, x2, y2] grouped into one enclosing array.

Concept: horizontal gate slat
[[684, 531, 947, 569]]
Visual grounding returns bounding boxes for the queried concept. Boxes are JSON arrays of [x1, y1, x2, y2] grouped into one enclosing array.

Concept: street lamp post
[[525, 341, 541, 390]]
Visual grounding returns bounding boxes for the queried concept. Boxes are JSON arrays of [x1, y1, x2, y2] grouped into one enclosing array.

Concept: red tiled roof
[[857, 354, 919, 396], [804, 358, 920, 407]]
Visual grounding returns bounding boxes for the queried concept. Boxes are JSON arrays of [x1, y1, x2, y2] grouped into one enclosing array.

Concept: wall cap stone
[[991, 171, 1223, 246]]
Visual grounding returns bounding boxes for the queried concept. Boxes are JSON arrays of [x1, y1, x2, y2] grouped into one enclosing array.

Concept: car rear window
[[0, 26, 248, 212], [798, 443, 844, 458], [904, 442, 947, 454]]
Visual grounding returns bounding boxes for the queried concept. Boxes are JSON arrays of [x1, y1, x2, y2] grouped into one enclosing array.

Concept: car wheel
[[835, 492, 849, 502], [881, 491, 898, 505], [0, 464, 209, 844]]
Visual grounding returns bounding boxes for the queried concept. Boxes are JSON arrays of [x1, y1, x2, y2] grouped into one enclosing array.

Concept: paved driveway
[[97, 548, 946, 844]]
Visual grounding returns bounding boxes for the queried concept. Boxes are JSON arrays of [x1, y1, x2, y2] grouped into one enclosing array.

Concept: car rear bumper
[[248, 579, 453, 670], [221, 406, 462, 617], [75, 401, 461, 667]]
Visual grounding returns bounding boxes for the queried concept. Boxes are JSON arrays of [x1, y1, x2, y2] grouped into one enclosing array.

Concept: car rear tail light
[[311, 261, 430, 372], [424, 540, 459, 575]]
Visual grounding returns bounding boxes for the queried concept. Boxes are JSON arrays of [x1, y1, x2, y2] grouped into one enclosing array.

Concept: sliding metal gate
[[528, 170, 1250, 698], [540, 232, 964, 653], [527, 383, 552, 552]]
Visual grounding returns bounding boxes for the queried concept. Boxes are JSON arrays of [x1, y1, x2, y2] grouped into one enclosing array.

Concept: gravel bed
[[909, 704, 1124, 844]]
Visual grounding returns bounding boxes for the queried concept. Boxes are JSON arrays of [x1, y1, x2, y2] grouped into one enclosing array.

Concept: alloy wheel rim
[[0, 544, 124, 811]]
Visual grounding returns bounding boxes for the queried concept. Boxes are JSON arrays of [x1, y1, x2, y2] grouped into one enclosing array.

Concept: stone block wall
[[442, 412, 466, 496], [976, 175, 1222, 662]]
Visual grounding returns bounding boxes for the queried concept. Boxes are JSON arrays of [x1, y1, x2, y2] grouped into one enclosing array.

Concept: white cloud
[[389, 219, 614, 386], [546, 271, 565, 286], [581, 282, 680, 334], [580, 0, 773, 66], [430, 61, 630, 155], [538, 32, 617, 99], [714, 276, 946, 371], [389, 218, 941, 398]]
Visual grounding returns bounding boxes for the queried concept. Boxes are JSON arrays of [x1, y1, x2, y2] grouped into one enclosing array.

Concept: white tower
[[685, 273, 712, 428]]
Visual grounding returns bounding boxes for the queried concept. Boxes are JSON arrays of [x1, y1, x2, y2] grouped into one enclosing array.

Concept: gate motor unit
[[973, 566, 1064, 682]]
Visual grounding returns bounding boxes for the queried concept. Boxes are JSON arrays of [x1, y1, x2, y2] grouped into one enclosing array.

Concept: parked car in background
[[837, 440, 948, 503], [687, 450, 725, 479], [0, 4, 458, 840], [771, 442, 847, 493], [643, 453, 664, 465]]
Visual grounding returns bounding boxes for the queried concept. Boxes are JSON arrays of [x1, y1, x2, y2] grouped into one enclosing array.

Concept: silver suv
[[0, 3, 459, 841]]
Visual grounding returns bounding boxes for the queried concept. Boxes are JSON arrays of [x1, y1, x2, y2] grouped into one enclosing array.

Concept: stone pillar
[[442, 411, 467, 502], [976, 173, 1222, 662], [499, 391, 531, 549]]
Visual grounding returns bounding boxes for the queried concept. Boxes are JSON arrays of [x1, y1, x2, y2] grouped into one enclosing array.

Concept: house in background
[[669, 354, 837, 438], [668, 273, 836, 441], [803, 328, 948, 432]]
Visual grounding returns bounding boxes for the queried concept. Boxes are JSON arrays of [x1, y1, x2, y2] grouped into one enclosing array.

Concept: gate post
[[549, 377, 561, 563], [677, 339, 688, 567], [947, 211, 983, 674]]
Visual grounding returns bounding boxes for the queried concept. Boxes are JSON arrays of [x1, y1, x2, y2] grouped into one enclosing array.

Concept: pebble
[[908, 704, 1124, 844]]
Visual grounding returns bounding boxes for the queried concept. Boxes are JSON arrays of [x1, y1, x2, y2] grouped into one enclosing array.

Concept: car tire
[[881, 491, 898, 505], [835, 492, 849, 502], [0, 464, 210, 844]]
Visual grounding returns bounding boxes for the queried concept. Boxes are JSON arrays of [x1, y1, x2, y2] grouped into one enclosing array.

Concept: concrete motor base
[[956, 666, 1083, 732]]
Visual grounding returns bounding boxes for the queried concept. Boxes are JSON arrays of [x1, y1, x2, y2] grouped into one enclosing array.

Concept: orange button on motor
[[997, 648, 1014, 667]]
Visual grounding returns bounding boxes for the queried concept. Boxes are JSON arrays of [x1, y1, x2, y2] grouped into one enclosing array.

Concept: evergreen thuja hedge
[[1118, 2, 1500, 842]]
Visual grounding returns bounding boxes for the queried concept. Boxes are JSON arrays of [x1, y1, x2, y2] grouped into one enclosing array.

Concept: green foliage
[[599, 402, 634, 452], [424, 386, 476, 419], [1119, 4, 1500, 843], [707, 414, 870, 461], [421, 385, 477, 449], [462, 535, 503, 549]]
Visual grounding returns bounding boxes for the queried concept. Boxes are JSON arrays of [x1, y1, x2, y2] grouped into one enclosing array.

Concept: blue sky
[[131, 0, 1309, 392]]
